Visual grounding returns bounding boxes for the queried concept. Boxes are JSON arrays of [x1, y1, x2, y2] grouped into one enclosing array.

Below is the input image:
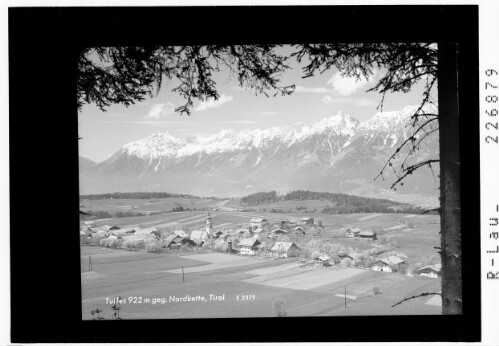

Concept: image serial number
[[236, 294, 256, 301]]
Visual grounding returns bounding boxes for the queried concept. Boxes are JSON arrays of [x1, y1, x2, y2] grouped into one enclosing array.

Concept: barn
[[359, 230, 378, 240], [270, 241, 300, 258], [237, 238, 261, 256], [372, 256, 406, 272]]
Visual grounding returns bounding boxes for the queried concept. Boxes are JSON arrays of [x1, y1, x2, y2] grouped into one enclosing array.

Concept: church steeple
[[206, 212, 213, 236]]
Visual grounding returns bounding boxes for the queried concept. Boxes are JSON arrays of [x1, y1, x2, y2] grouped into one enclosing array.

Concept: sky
[[79, 45, 434, 163]]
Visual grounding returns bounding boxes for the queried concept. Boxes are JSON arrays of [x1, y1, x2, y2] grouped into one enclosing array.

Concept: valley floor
[[81, 246, 441, 320]]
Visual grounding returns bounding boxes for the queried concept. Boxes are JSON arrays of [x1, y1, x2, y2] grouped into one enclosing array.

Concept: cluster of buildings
[[81, 213, 441, 279], [345, 228, 378, 240]]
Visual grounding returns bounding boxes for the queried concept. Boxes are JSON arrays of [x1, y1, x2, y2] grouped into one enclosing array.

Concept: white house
[[345, 228, 361, 238], [238, 238, 261, 255], [417, 264, 442, 278]]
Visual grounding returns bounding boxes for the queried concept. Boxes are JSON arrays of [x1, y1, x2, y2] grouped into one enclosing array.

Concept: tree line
[[81, 192, 196, 200], [240, 190, 435, 215]]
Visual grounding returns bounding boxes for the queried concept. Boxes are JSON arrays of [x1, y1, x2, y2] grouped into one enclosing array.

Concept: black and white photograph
[[78, 42, 455, 319]]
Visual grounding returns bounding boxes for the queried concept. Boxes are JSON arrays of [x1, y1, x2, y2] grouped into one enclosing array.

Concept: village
[[80, 213, 442, 279]]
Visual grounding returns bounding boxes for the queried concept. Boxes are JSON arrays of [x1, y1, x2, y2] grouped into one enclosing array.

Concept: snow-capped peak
[[121, 105, 432, 160]]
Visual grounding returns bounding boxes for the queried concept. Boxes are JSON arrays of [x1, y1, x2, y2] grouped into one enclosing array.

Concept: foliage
[[240, 190, 429, 214], [78, 45, 294, 115]]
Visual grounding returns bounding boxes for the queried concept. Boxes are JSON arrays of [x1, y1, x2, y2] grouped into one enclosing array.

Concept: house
[[417, 264, 442, 278], [294, 227, 306, 235], [250, 218, 268, 228], [372, 256, 406, 272], [359, 230, 378, 240], [173, 230, 189, 238], [180, 238, 197, 247], [270, 241, 300, 258], [318, 254, 331, 266], [237, 238, 261, 255], [301, 217, 314, 226], [164, 234, 182, 248], [338, 253, 361, 266], [271, 228, 288, 235], [190, 230, 209, 243], [345, 228, 361, 238]]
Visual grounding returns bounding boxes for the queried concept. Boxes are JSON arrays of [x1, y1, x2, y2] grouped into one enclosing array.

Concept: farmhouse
[[359, 231, 378, 240], [173, 230, 189, 238], [339, 253, 361, 266], [164, 234, 182, 247], [190, 230, 209, 243], [237, 238, 261, 255], [346, 228, 361, 238], [372, 256, 406, 272], [301, 217, 314, 226], [417, 264, 442, 278], [270, 241, 300, 258]]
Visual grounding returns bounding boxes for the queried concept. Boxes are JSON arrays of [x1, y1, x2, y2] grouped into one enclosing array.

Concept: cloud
[[294, 86, 330, 94], [217, 120, 258, 125], [327, 70, 377, 96], [195, 94, 233, 111], [146, 103, 176, 119]]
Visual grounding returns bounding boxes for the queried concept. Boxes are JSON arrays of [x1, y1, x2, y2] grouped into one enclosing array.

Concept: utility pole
[[182, 266, 184, 283], [344, 285, 347, 308], [89, 256, 92, 271]]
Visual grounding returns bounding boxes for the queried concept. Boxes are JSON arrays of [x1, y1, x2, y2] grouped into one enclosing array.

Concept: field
[[81, 200, 442, 319], [81, 247, 441, 319]]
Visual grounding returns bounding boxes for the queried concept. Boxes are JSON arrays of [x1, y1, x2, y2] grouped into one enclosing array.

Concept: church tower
[[206, 212, 213, 236]]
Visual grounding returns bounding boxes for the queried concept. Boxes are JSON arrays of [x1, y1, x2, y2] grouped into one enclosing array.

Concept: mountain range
[[79, 105, 440, 207]]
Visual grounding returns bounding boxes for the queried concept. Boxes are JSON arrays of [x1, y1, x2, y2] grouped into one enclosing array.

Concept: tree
[[78, 43, 461, 314]]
